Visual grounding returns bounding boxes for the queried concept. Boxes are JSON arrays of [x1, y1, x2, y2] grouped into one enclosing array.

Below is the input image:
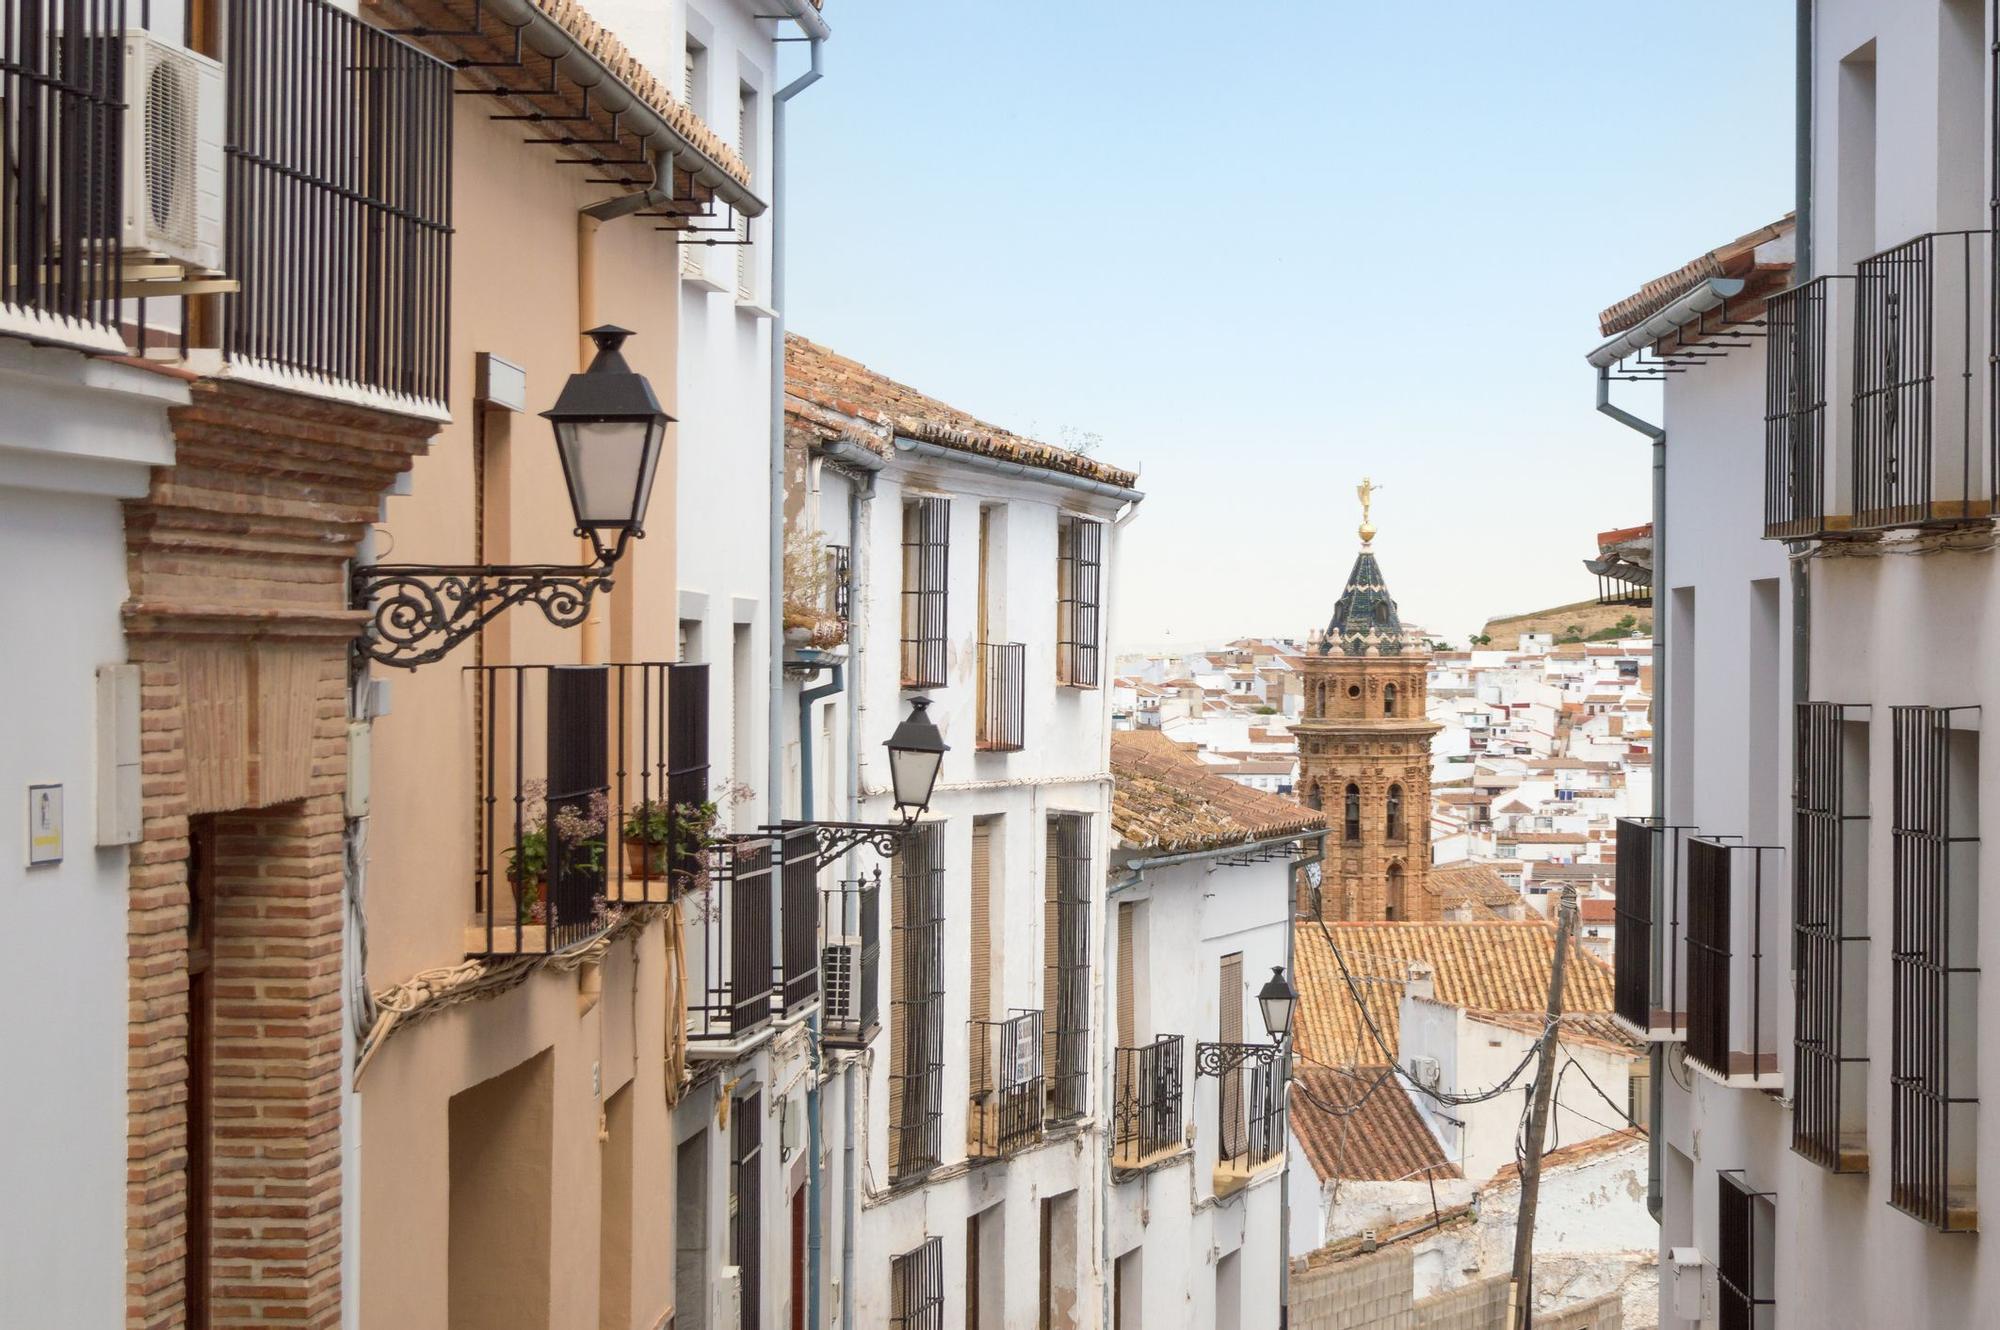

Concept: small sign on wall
[[27, 784, 63, 867]]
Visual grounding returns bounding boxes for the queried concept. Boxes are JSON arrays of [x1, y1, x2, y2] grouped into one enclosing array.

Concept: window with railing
[[1056, 514, 1102, 687], [1686, 838, 1782, 1085], [977, 642, 1025, 751], [1613, 819, 1703, 1038], [1612, 816, 1655, 1032], [225, 0, 453, 404], [1763, 278, 1842, 538], [1044, 813, 1092, 1121], [1890, 704, 1980, 1232], [889, 822, 944, 1182], [1851, 230, 1990, 530], [777, 825, 819, 1013], [688, 834, 774, 1043], [1793, 702, 1871, 1173], [968, 1009, 1044, 1161], [821, 870, 880, 1049], [730, 1089, 763, 1330], [1112, 1035, 1184, 1172], [1716, 1170, 1775, 1330], [901, 497, 949, 689], [825, 543, 852, 621], [889, 1236, 945, 1330], [468, 662, 707, 957], [0, 0, 127, 338], [1215, 1058, 1283, 1180]]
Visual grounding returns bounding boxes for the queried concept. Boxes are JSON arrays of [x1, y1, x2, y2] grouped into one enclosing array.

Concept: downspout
[[842, 465, 872, 1330], [767, 24, 828, 1330], [1792, 0, 1814, 792], [1595, 365, 1667, 1221], [798, 663, 844, 822], [1280, 830, 1326, 1328]]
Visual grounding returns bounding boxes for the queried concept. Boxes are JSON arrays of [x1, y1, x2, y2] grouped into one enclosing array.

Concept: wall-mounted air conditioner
[[120, 31, 225, 271], [1408, 1056, 1441, 1090], [822, 938, 862, 1036]]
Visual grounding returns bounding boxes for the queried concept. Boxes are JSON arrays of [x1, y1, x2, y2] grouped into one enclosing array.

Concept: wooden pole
[[1510, 886, 1578, 1329]]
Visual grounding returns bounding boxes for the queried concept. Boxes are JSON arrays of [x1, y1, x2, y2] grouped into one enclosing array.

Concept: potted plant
[[503, 782, 610, 924], [783, 527, 847, 651]]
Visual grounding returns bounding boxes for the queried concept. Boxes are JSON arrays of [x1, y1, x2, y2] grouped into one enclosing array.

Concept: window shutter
[[1043, 828, 1061, 1101], [971, 821, 993, 1024], [902, 497, 949, 688], [1116, 902, 1136, 1048], [680, 47, 701, 277], [1220, 952, 1245, 1150], [1055, 516, 1102, 688], [890, 834, 914, 1176], [735, 91, 753, 300]]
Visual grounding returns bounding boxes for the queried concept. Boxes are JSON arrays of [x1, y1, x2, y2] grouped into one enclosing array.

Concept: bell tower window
[[1386, 784, 1404, 842], [1343, 784, 1361, 842], [1383, 683, 1398, 717]]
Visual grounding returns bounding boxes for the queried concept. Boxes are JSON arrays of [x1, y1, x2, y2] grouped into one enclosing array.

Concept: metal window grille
[[731, 1090, 762, 1330], [1686, 838, 1780, 1083], [819, 870, 881, 1048], [224, 0, 452, 404], [1890, 704, 1981, 1231], [1612, 816, 1655, 1032], [778, 825, 819, 1013], [1056, 514, 1103, 687], [901, 497, 949, 688], [890, 821, 944, 1182], [1793, 702, 1871, 1173], [968, 1008, 1045, 1160], [825, 542, 852, 621], [663, 664, 711, 894], [977, 642, 1025, 751], [1112, 1035, 1184, 1171], [1217, 1058, 1283, 1171], [689, 835, 775, 1041], [470, 663, 702, 956], [1763, 278, 1840, 538], [1045, 812, 1092, 1122], [1852, 231, 1990, 530], [889, 1236, 945, 1330], [1715, 1170, 1775, 1330], [1, 0, 126, 332]]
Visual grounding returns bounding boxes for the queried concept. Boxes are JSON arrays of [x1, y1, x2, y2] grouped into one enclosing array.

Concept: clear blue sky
[[783, 2, 1796, 648]]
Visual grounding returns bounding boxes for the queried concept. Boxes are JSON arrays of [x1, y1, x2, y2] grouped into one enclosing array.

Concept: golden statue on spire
[[1357, 476, 1379, 546]]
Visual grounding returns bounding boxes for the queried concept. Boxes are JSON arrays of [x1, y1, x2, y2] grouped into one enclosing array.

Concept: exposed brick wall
[[1414, 1275, 1509, 1330], [122, 379, 432, 1329], [1534, 1291, 1622, 1330], [1290, 1247, 1416, 1329]]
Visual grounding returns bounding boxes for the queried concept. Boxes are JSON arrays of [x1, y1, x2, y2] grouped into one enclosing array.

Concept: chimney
[[1406, 960, 1436, 1001]]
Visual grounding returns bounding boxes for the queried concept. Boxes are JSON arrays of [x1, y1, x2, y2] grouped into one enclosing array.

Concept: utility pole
[[1510, 886, 1577, 1330]]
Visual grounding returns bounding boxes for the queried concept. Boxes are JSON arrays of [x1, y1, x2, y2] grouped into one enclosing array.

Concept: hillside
[[1480, 598, 1649, 645]]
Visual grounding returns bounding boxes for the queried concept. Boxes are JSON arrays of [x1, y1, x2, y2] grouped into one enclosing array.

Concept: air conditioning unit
[[1408, 1056, 1441, 1090], [120, 31, 225, 270], [821, 938, 863, 1036]]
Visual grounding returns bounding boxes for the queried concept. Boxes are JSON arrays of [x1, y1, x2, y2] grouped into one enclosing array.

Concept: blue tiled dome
[[1321, 550, 1404, 657]]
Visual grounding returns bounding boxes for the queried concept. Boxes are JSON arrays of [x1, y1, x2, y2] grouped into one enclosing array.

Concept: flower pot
[[511, 877, 547, 926], [624, 837, 671, 882]]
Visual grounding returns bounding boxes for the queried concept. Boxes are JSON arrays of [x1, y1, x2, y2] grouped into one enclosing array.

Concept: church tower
[[1296, 481, 1441, 921]]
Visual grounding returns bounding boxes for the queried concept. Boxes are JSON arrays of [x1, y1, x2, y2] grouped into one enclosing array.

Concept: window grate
[[1056, 514, 1103, 687], [969, 1009, 1045, 1160], [889, 822, 945, 1181], [901, 497, 949, 688], [1890, 705, 1981, 1231], [688, 835, 776, 1040], [1112, 1035, 1184, 1171], [889, 1236, 945, 1330], [1792, 702, 1871, 1173], [1763, 278, 1842, 538], [1045, 812, 1093, 1121], [778, 825, 820, 1013], [731, 1090, 763, 1330], [1686, 838, 1780, 1082], [977, 642, 1026, 751], [1217, 1057, 1283, 1172], [1716, 1170, 1775, 1330], [825, 543, 852, 621], [1612, 817, 1655, 1031]]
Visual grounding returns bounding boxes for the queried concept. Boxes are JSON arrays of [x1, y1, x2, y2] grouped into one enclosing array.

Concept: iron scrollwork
[[1194, 1040, 1284, 1079], [351, 561, 614, 669], [803, 820, 911, 870]]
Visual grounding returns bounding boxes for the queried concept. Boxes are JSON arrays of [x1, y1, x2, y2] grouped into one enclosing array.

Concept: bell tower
[[1296, 480, 1441, 921]]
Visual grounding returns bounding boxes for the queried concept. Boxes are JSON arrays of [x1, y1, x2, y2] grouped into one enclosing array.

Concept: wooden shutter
[[971, 821, 993, 1023], [1043, 827, 1061, 1104], [1116, 903, 1136, 1048], [680, 46, 700, 277], [1220, 952, 1245, 1151], [902, 498, 949, 688], [889, 835, 913, 1176], [734, 90, 753, 300]]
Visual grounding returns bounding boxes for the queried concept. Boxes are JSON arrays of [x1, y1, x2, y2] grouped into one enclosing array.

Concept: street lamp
[[885, 696, 948, 826], [352, 326, 673, 668], [1257, 966, 1297, 1044]]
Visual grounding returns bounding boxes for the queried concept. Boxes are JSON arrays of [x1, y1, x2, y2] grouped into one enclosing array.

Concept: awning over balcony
[[1585, 524, 1652, 607]]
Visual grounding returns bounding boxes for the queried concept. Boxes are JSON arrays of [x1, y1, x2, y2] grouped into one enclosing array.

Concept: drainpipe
[[841, 467, 871, 1330], [1595, 366, 1667, 1221], [765, 21, 828, 1330], [798, 663, 845, 822], [1279, 830, 1325, 1327], [1791, 0, 1814, 779]]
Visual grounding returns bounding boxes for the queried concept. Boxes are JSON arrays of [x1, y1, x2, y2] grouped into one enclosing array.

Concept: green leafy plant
[[621, 781, 754, 893], [503, 781, 610, 923]]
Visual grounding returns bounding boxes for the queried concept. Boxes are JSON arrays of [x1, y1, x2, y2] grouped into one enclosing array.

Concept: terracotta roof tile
[[1485, 1128, 1646, 1188], [1597, 215, 1795, 336], [1111, 731, 1324, 853], [1289, 1066, 1457, 1184]]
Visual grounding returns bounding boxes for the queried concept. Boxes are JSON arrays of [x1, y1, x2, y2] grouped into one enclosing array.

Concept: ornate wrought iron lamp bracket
[[787, 820, 914, 871], [350, 560, 614, 669], [1193, 1040, 1285, 1079]]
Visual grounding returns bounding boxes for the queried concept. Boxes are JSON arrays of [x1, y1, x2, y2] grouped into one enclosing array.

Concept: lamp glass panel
[[557, 419, 661, 528], [889, 745, 943, 812]]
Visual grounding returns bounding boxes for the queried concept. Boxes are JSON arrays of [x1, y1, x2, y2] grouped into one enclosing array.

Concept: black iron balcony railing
[[890, 822, 945, 1182], [1889, 704, 1981, 1232], [1686, 838, 1782, 1085], [1852, 231, 1991, 530], [1214, 1055, 1283, 1190], [820, 871, 881, 1048], [1793, 702, 1872, 1174], [1612, 816, 1655, 1033], [777, 825, 819, 1014], [1763, 277, 1844, 539], [1716, 1171, 1776, 1330], [1112, 1035, 1185, 1172], [225, 0, 453, 405], [825, 542, 852, 621], [900, 496, 948, 689], [467, 662, 707, 958], [1044, 812, 1093, 1123], [967, 1009, 1045, 1162], [1, 0, 126, 337], [688, 835, 775, 1043], [977, 642, 1025, 751], [1613, 818, 1704, 1039]]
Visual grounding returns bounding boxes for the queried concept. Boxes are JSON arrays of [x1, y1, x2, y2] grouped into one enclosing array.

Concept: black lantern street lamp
[[790, 696, 951, 868], [352, 326, 673, 668], [1257, 966, 1298, 1044]]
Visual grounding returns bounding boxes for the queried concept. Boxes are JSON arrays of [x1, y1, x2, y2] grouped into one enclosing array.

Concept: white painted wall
[[0, 342, 181, 1324]]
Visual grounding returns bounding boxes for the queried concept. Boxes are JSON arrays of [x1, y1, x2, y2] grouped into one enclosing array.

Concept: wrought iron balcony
[[1685, 838, 1782, 1087], [820, 872, 881, 1049], [777, 825, 820, 1014], [976, 642, 1025, 751], [465, 662, 707, 958], [1851, 230, 1991, 531], [967, 1009, 1045, 1162], [1112, 1035, 1185, 1173], [1611, 817, 1706, 1041], [1763, 277, 1845, 539], [687, 834, 775, 1047], [825, 543, 852, 621], [1716, 1171, 1776, 1328], [1203, 1045, 1283, 1195]]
